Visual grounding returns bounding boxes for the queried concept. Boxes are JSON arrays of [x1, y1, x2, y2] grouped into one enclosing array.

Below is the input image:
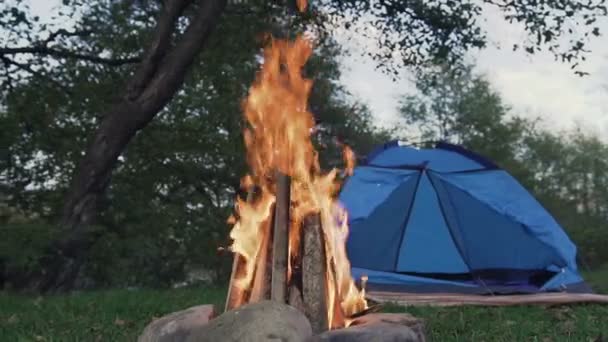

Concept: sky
[[24, 0, 608, 138], [337, 5, 608, 138]]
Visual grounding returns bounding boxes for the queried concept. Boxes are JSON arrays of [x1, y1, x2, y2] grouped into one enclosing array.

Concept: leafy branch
[[0, 27, 141, 67]]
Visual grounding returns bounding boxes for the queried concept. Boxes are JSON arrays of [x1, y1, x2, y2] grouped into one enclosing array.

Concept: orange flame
[[296, 0, 307, 12], [227, 4, 367, 328]]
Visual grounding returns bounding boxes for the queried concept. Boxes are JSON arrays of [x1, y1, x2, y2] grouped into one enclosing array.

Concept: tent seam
[[393, 171, 423, 271], [432, 170, 570, 269]]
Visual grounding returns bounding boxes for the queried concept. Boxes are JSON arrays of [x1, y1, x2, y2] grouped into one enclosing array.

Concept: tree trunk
[[29, 0, 227, 293]]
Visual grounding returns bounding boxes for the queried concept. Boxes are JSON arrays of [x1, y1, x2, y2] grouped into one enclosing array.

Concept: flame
[[227, 33, 367, 328], [296, 0, 307, 12], [339, 143, 356, 176]]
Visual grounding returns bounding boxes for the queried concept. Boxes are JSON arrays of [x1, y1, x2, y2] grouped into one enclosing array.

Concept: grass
[[1, 266, 607, 341], [387, 304, 607, 341], [583, 264, 608, 294], [0, 287, 226, 342]]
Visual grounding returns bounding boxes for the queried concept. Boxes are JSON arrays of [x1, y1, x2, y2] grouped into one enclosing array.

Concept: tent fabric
[[396, 173, 469, 274], [340, 141, 590, 294]]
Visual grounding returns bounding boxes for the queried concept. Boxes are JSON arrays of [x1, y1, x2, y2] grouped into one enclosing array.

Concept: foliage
[[0, 222, 62, 288], [1, 285, 606, 341], [0, 1, 389, 288], [1, 0, 607, 290], [583, 263, 608, 294], [398, 60, 608, 268], [322, 0, 608, 75], [523, 128, 608, 267]]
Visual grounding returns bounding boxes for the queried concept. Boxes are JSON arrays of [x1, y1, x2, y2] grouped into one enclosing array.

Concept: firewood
[[249, 220, 272, 302], [301, 213, 329, 333], [347, 304, 382, 319], [225, 187, 257, 311], [271, 172, 290, 302], [288, 283, 305, 313], [225, 254, 246, 312]]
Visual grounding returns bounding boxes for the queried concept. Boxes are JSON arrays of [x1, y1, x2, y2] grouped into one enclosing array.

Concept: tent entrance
[[394, 269, 558, 293]]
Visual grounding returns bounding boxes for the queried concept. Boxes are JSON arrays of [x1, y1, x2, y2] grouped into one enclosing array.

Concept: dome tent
[[339, 141, 591, 294]]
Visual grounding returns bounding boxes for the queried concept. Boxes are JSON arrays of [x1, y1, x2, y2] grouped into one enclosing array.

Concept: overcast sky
[[337, 5, 608, 138], [25, 0, 608, 138]]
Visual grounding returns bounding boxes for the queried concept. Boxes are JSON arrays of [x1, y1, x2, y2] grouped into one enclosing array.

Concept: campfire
[[223, 22, 368, 333], [138, 3, 427, 341]]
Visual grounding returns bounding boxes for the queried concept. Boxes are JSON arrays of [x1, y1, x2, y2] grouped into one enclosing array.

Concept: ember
[[224, 0, 367, 331]]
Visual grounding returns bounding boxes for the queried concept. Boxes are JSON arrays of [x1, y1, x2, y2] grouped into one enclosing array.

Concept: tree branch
[[6, 0, 231, 293], [135, 0, 228, 122], [0, 26, 138, 66], [0, 56, 71, 94], [0, 46, 141, 66], [41, 29, 94, 45], [126, 0, 195, 99], [58, 0, 227, 245], [0, 57, 15, 92]]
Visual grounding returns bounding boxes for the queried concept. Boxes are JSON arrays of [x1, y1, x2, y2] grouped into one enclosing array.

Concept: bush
[[0, 222, 62, 288]]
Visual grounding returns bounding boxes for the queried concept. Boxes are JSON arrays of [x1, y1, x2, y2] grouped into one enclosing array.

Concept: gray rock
[[307, 313, 426, 342], [139, 300, 313, 342], [190, 300, 313, 342], [351, 313, 426, 341], [307, 323, 421, 342], [138, 304, 215, 342]]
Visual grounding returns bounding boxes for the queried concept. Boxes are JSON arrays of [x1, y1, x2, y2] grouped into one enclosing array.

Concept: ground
[[1, 265, 607, 341]]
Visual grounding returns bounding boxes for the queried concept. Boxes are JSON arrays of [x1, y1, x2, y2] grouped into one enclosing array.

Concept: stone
[[307, 323, 420, 342], [352, 313, 426, 341], [307, 313, 426, 342], [191, 300, 312, 342], [138, 304, 216, 342], [139, 300, 313, 342]]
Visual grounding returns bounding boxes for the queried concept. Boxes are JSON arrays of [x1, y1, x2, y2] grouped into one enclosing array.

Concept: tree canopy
[[1, 0, 606, 291], [398, 60, 608, 267], [323, 0, 607, 75], [0, 0, 389, 289]]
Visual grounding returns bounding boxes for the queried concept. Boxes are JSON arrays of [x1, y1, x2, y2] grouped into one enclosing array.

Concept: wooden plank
[[301, 213, 329, 333], [287, 260, 305, 312], [366, 292, 608, 307], [270, 172, 290, 302], [288, 282, 305, 313], [347, 304, 382, 319], [224, 187, 257, 312], [224, 254, 246, 312], [248, 219, 272, 303]]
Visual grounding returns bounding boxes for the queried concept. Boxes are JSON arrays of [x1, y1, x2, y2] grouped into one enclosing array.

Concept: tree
[[398, 60, 533, 180], [2, 0, 228, 291], [324, 0, 608, 76], [399, 60, 608, 268], [2, 0, 606, 291], [521, 128, 608, 267], [1, 1, 389, 290]]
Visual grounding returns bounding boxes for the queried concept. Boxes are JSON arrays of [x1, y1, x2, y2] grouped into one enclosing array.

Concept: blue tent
[[339, 141, 590, 294]]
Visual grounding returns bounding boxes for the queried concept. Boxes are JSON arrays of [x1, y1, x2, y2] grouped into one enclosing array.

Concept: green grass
[[0, 287, 226, 342], [583, 263, 608, 294], [386, 304, 607, 341], [1, 267, 607, 342]]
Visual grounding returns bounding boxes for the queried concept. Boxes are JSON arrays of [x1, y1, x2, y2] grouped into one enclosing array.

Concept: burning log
[[248, 222, 272, 302], [301, 213, 329, 333], [271, 172, 291, 302], [223, 23, 368, 331], [225, 188, 259, 311], [288, 282, 305, 313], [224, 256, 245, 311]]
